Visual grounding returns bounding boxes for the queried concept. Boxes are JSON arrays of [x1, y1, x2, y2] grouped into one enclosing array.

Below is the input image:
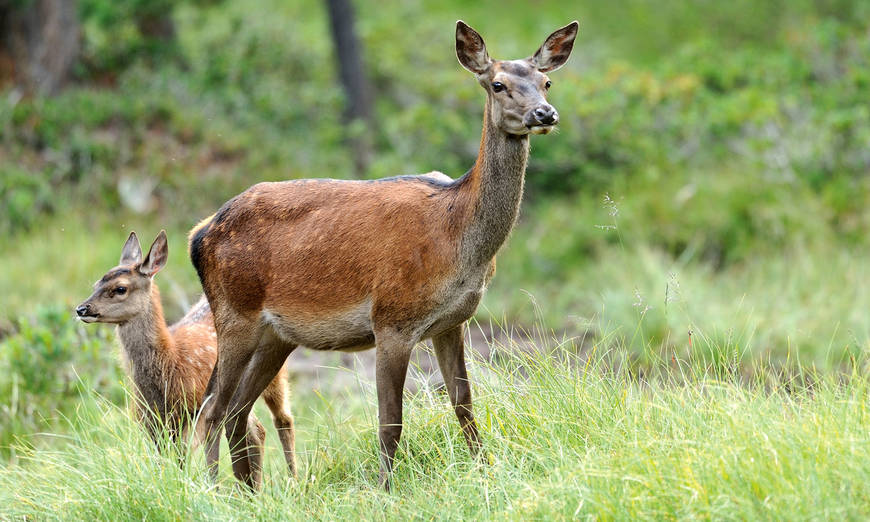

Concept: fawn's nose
[[75, 304, 90, 317], [533, 105, 558, 126]]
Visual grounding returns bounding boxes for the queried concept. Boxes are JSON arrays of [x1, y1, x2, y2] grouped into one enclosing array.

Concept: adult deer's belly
[[261, 266, 488, 349], [262, 301, 375, 351]]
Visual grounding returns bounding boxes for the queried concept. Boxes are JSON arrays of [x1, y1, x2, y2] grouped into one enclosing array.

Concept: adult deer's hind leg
[[224, 327, 295, 490], [246, 414, 266, 488], [200, 366, 222, 482], [201, 315, 263, 485]]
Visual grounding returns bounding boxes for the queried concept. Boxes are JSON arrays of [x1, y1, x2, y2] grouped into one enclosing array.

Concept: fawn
[[189, 20, 578, 490], [76, 230, 297, 480]]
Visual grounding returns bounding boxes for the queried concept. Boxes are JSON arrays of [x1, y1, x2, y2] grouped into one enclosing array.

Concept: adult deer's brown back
[[190, 20, 578, 491]]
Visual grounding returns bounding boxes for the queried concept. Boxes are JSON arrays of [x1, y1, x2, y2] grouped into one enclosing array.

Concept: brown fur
[[77, 231, 297, 478], [190, 21, 579, 491], [198, 178, 471, 322], [121, 290, 215, 437]]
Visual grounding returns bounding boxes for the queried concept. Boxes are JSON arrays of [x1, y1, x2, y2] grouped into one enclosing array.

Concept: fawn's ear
[[530, 21, 579, 73], [456, 20, 491, 75], [139, 230, 168, 277], [120, 231, 142, 265]]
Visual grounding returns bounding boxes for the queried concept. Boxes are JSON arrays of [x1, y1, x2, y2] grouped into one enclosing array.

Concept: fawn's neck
[[116, 284, 174, 404], [458, 96, 530, 267]]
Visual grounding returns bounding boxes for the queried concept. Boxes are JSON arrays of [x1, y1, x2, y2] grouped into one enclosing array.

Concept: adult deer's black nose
[[76, 304, 90, 317], [533, 105, 558, 125]]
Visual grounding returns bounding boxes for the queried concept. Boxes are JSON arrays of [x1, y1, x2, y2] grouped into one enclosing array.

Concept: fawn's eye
[[114, 287, 127, 296], [491, 82, 506, 93], [545, 80, 552, 90]]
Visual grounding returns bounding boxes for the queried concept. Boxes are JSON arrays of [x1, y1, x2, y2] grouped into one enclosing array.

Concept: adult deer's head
[[456, 20, 579, 135]]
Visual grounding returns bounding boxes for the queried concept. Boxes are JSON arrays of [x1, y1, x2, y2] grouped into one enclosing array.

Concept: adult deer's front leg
[[374, 328, 413, 491], [432, 324, 482, 455]]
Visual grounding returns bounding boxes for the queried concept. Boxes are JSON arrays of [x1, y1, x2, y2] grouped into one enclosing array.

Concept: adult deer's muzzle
[[525, 104, 559, 134]]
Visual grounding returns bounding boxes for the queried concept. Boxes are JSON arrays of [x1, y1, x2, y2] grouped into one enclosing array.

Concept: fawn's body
[[118, 292, 215, 438], [76, 232, 297, 479], [191, 21, 578, 490]]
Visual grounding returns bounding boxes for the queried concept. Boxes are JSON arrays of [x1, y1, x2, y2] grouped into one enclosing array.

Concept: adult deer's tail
[[188, 213, 215, 289]]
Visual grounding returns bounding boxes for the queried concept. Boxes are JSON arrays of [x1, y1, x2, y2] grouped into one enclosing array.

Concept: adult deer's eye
[[491, 82, 506, 93], [545, 80, 552, 89], [114, 287, 127, 296]]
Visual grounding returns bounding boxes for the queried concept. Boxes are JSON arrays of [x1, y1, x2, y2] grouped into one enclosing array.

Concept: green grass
[[2, 334, 870, 520], [484, 186, 870, 369]]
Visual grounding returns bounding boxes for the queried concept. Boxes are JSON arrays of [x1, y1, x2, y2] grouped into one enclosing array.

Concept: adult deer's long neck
[[459, 96, 530, 267], [117, 285, 174, 403]]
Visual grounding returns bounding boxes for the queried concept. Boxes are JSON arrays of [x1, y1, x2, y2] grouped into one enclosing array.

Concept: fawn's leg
[[262, 366, 297, 478]]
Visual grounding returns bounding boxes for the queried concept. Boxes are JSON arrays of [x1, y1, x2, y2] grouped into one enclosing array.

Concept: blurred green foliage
[[79, 0, 187, 73], [0, 306, 123, 456], [0, 167, 54, 235], [2, 1, 868, 259]]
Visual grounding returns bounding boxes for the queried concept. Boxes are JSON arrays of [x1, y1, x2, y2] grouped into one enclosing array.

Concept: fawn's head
[[456, 20, 578, 136], [76, 231, 168, 324]]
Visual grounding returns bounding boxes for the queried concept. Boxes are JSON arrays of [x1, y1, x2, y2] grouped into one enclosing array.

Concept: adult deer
[[190, 20, 578, 490], [76, 231, 297, 481]]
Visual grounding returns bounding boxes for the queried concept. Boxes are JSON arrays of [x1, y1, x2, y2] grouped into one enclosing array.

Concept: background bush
[[0, 307, 122, 458]]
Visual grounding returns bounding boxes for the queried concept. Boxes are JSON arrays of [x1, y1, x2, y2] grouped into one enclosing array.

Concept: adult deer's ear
[[530, 21, 579, 73], [120, 231, 142, 265], [139, 230, 168, 277], [456, 20, 491, 75]]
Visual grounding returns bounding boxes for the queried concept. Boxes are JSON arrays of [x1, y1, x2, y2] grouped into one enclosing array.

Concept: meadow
[[3, 333, 870, 519], [2, 0, 870, 518]]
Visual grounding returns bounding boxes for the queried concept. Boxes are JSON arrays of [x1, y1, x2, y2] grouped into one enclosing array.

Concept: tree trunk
[[324, 0, 374, 177], [0, 0, 80, 95]]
